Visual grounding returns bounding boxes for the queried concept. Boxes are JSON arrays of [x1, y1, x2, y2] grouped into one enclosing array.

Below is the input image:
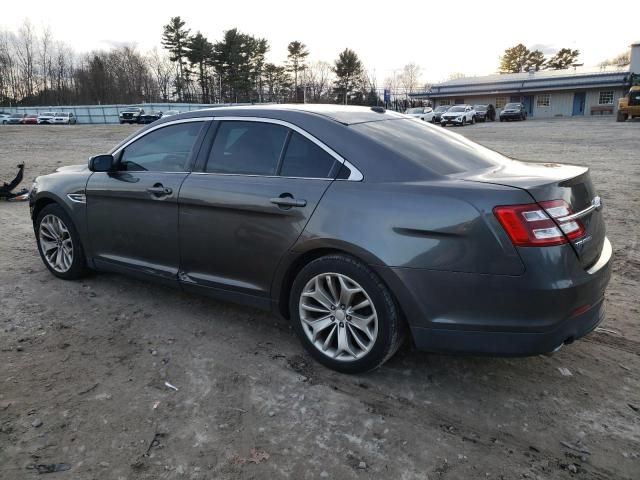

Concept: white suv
[[440, 104, 476, 126], [37, 112, 57, 124]]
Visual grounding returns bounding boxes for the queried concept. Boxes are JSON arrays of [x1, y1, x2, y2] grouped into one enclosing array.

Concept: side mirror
[[88, 154, 116, 172]]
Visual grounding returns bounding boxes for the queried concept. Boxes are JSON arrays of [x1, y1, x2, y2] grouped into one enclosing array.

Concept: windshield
[[448, 106, 465, 112], [352, 118, 507, 176], [406, 108, 423, 114], [41, 112, 55, 116], [10, 114, 23, 118], [56, 113, 69, 117], [435, 106, 449, 112], [504, 103, 520, 109], [474, 105, 487, 111], [124, 107, 141, 112]]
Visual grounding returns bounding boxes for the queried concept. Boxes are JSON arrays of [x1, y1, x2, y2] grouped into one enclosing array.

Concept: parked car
[[161, 110, 181, 118], [29, 105, 611, 373], [499, 103, 527, 121], [37, 112, 57, 124], [7, 113, 27, 124], [440, 105, 476, 126], [473, 104, 496, 122], [22, 114, 39, 125], [0, 112, 12, 124], [405, 107, 434, 122], [139, 111, 163, 124], [119, 106, 145, 124], [53, 112, 77, 124], [432, 105, 451, 124]]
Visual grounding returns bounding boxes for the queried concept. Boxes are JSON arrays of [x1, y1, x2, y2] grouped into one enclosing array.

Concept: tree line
[[498, 44, 582, 73], [1, 17, 427, 108], [3, 19, 623, 108]]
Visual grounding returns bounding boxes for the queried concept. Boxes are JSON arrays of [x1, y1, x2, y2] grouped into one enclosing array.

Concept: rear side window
[[120, 121, 204, 172], [352, 119, 504, 175], [206, 121, 288, 175], [280, 132, 336, 178]]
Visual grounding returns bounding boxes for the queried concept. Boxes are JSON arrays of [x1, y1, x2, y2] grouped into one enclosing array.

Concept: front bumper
[[441, 117, 464, 124], [375, 237, 612, 356], [500, 113, 523, 120]]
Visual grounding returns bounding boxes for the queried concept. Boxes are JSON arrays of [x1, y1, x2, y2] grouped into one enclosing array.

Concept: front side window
[[280, 132, 337, 178], [206, 121, 288, 175], [120, 121, 204, 172], [536, 94, 551, 107], [598, 91, 613, 105]]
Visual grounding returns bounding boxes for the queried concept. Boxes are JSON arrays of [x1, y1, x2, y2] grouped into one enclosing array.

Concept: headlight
[[456, 116, 462, 121]]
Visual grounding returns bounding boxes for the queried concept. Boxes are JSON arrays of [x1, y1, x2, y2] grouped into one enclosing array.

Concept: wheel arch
[[273, 240, 399, 322]]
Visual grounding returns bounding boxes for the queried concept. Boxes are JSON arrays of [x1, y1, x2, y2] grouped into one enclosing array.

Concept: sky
[[2, 0, 638, 85]]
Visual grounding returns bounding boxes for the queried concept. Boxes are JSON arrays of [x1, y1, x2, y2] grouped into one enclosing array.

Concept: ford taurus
[[30, 105, 612, 373]]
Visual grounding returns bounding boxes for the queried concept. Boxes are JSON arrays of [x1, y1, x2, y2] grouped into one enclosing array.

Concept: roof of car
[[174, 104, 405, 126]]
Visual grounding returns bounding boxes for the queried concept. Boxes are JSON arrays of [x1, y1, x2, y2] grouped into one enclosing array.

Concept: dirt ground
[[0, 118, 638, 480]]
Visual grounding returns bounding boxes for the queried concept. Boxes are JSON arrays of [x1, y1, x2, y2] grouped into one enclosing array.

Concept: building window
[[536, 94, 551, 107], [454, 98, 465, 105], [598, 91, 614, 105], [495, 97, 507, 109], [439, 99, 451, 106]]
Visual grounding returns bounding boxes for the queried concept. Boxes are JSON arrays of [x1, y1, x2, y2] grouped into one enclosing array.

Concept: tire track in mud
[[294, 360, 637, 480], [584, 331, 640, 356]]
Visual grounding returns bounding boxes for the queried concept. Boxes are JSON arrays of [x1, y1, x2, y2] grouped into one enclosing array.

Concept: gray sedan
[[29, 105, 611, 373]]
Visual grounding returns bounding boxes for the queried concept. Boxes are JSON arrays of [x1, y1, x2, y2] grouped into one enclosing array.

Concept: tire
[[289, 254, 405, 373], [471, 115, 476, 125], [35, 204, 88, 280], [616, 112, 626, 122], [461, 118, 466, 126]]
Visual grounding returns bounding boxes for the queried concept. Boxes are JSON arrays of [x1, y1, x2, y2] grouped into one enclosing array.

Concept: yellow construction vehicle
[[617, 83, 640, 122]]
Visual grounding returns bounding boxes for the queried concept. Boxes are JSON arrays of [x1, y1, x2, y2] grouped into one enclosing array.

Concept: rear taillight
[[493, 200, 585, 247]]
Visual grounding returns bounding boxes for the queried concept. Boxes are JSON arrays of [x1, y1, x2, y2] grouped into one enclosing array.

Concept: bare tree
[[149, 48, 174, 101], [398, 63, 422, 95], [39, 25, 53, 98], [302, 61, 332, 102], [14, 20, 37, 99]]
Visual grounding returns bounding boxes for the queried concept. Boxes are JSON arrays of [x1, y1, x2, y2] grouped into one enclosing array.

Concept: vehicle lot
[[0, 118, 638, 479]]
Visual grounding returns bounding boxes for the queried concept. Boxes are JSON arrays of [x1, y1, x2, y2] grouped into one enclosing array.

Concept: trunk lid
[[463, 160, 605, 269]]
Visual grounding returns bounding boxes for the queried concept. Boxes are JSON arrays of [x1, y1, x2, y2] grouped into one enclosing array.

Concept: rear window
[[352, 119, 506, 175]]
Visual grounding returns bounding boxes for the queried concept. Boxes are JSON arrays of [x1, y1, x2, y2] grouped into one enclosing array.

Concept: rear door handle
[[147, 185, 173, 196], [270, 197, 307, 208]]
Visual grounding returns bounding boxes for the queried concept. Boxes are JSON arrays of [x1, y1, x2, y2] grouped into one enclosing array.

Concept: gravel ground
[[0, 118, 638, 480]]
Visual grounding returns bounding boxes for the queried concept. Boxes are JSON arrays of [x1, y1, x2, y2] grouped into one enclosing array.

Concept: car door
[[178, 118, 341, 305], [86, 118, 209, 285]]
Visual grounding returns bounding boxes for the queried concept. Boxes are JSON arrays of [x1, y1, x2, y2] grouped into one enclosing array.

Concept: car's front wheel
[[290, 254, 405, 373], [35, 204, 88, 280]]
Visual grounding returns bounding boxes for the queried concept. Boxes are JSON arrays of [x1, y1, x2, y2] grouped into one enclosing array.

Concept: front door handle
[[147, 185, 173, 196], [270, 196, 307, 208]]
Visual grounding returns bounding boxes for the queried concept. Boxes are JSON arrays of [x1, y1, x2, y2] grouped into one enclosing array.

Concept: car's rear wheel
[[290, 254, 405, 373], [35, 204, 88, 280]]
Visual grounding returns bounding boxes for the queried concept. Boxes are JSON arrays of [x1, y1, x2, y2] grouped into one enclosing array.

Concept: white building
[[411, 42, 639, 119]]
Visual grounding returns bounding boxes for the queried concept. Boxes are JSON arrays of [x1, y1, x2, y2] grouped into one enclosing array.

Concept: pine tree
[[332, 48, 363, 105], [526, 50, 546, 71], [287, 41, 309, 102], [499, 44, 532, 73], [161, 17, 190, 101], [545, 48, 580, 70], [186, 32, 214, 102]]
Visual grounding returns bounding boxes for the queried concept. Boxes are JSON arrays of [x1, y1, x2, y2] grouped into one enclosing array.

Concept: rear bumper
[[374, 237, 612, 356], [410, 296, 605, 355]]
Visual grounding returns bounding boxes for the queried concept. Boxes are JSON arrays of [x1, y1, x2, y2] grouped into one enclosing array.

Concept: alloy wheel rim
[[39, 214, 73, 273], [299, 273, 378, 362]]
